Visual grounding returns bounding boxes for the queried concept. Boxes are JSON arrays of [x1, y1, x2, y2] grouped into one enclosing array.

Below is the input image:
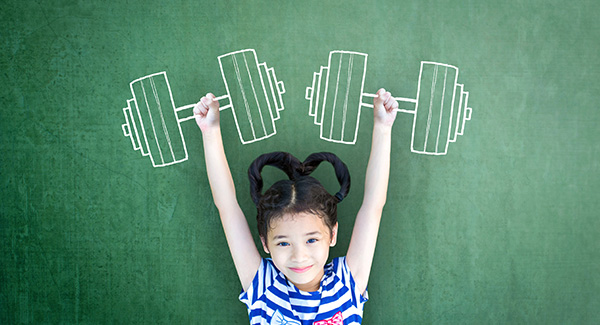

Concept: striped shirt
[[239, 257, 368, 325]]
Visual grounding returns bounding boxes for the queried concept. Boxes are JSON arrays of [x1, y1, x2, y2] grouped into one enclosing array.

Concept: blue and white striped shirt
[[239, 257, 368, 325]]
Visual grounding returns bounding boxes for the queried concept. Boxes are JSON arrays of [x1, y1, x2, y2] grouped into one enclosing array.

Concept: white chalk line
[[174, 94, 229, 113], [219, 49, 284, 144], [140, 80, 165, 165], [450, 84, 463, 143], [150, 76, 176, 162], [243, 51, 268, 138], [442, 70, 459, 153], [435, 66, 448, 154], [232, 53, 257, 140], [329, 53, 344, 140], [263, 64, 280, 120], [362, 93, 417, 114], [352, 53, 368, 144], [260, 66, 278, 135], [175, 94, 233, 122], [423, 64, 438, 152], [126, 99, 142, 150], [314, 67, 326, 125], [340, 53, 354, 142]]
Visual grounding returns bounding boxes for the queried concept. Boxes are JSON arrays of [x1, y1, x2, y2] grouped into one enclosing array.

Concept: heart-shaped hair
[[248, 152, 351, 241], [248, 152, 350, 206]]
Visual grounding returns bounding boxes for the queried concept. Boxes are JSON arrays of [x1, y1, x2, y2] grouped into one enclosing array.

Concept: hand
[[194, 93, 220, 132], [372, 88, 398, 128]]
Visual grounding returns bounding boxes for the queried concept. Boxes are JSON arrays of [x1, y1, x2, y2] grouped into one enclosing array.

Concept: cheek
[[270, 248, 289, 266], [314, 242, 331, 261]]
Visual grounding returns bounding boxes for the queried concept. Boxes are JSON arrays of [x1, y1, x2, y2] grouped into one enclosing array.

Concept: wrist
[[201, 125, 222, 139], [373, 121, 394, 133]]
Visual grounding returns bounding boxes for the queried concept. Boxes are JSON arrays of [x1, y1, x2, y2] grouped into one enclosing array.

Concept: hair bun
[[301, 152, 351, 203], [248, 152, 302, 206]]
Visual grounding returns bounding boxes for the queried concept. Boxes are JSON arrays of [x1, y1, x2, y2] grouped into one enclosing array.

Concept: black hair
[[248, 152, 350, 242]]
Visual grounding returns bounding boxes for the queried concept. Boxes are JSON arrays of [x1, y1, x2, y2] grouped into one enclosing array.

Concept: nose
[[291, 245, 308, 263]]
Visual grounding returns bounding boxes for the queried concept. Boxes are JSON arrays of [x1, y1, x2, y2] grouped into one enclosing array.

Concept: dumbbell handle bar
[[175, 94, 231, 123], [176, 93, 415, 122], [362, 93, 417, 114]]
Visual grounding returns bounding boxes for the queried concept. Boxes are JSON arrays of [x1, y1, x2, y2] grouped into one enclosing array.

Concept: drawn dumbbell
[[305, 50, 473, 155], [121, 49, 286, 167]]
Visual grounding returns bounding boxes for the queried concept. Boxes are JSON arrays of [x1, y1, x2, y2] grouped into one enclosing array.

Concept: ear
[[330, 222, 339, 247], [260, 236, 270, 254]]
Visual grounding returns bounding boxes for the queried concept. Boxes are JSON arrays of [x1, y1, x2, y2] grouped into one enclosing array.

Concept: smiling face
[[261, 212, 338, 292]]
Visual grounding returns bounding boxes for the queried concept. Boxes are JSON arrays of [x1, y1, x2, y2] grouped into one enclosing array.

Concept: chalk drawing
[[305, 50, 473, 155], [121, 49, 286, 167]]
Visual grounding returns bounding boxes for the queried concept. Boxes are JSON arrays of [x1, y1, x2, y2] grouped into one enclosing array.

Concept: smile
[[289, 265, 312, 273]]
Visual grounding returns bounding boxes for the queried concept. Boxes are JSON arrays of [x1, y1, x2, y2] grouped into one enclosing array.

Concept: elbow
[[360, 200, 386, 215], [367, 194, 388, 211]]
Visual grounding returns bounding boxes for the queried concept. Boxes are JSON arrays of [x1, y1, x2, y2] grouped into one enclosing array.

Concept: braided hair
[[248, 152, 351, 242]]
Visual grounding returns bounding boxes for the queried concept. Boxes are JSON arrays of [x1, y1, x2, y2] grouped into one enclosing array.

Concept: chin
[[287, 269, 321, 287]]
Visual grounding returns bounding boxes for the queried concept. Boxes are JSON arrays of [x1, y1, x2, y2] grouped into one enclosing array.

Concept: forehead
[[268, 212, 329, 237]]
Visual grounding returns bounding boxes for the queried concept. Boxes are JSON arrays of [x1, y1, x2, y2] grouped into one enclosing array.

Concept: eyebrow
[[304, 231, 322, 237], [272, 231, 322, 240]]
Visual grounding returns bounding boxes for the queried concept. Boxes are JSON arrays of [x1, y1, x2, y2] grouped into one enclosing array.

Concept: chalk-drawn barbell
[[305, 51, 473, 155], [121, 49, 285, 167]]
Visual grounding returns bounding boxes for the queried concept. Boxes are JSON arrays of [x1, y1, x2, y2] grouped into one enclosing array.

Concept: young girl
[[194, 88, 398, 324]]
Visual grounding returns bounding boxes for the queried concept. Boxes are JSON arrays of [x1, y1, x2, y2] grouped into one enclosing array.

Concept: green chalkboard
[[2, 0, 599, 323]]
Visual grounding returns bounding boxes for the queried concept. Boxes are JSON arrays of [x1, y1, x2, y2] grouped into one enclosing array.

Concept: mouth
[[289, 265, 313, 273]]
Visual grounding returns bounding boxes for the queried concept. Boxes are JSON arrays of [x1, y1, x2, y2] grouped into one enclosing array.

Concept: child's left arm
[[346, 88, 398, 295]]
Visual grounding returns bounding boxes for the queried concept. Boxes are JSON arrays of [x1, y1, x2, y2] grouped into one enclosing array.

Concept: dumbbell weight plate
[[124, 72, 188, 167], [411, 62, 458, 155], [218, 49, 278, 144], [449, 84, 471, 143], [260, 63, 285, 121], [307, 65, 329, 126], [307, 51, 368, 144]]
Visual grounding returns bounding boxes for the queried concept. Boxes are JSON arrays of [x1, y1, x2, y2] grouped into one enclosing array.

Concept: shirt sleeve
[[338, 257, 369, 304], [239, 258, 278, 308]]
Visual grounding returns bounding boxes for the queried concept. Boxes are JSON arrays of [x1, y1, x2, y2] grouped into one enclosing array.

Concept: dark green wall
[[2, 0, 599, 323]]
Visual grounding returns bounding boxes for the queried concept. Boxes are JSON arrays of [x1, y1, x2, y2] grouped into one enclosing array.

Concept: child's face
[[261, 212, 338, 292]]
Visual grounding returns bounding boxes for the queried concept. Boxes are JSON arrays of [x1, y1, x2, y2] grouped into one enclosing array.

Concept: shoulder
[[251, 258, 282, 288], [321, 257, 351, 291], [239, 258, 287, 305], [325, 257, 350, 278], [323, 256, 368, 301], [317, 257, 368, 323]]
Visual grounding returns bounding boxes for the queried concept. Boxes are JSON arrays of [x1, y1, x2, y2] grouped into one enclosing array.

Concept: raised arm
[[194, 94, 261, 291], [346, 88, 398, 295]]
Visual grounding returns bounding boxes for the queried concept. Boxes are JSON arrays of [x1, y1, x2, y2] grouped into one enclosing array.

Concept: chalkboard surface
[[2, 1, 599, 323]]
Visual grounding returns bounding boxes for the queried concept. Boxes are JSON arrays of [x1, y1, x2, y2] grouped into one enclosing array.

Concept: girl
[[194, 88, 398, 324]]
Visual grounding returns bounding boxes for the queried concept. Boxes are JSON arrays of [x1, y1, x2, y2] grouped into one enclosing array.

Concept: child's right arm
[[194, 93, 261, 291]]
